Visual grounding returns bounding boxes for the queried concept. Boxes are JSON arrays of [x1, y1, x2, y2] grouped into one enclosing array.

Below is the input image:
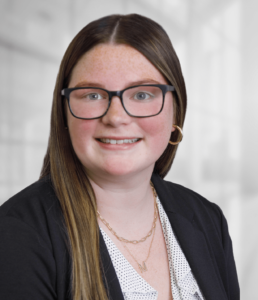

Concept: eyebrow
[[73, 79, 164, 89], [73, 81, 103, 88]]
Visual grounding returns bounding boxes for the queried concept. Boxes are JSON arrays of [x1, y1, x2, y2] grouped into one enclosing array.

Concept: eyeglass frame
[[61, 84, 175, 120]]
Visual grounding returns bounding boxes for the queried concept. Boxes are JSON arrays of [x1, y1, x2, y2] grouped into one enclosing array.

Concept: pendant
[[138, 261, 148, 273]]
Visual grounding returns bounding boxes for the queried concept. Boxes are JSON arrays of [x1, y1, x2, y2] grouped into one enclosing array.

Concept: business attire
[[101, 196, 205, 300], [0, 173, 240, 300]]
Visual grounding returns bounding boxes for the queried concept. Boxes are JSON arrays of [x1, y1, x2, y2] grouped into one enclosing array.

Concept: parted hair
[[40, 13, 187, 300]]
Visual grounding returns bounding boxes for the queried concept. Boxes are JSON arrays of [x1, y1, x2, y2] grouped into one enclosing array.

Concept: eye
[[87, 93, 103, 100], [134, 92, 152, 100]]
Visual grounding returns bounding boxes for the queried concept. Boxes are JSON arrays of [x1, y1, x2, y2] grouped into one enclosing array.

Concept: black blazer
[[0, 174, 240, 300]]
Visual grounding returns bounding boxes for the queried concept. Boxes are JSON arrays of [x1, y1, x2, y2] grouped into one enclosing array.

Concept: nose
[[101, 96, 132, 127]]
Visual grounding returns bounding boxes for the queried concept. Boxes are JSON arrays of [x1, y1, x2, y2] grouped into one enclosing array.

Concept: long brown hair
[[40, 14, 187, 300]]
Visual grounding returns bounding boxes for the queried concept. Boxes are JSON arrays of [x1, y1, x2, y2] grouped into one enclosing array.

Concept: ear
[[171, 124, 176, 133]]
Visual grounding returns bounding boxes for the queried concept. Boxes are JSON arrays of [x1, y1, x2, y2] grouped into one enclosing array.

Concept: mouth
[[97, 138, 142, 144]]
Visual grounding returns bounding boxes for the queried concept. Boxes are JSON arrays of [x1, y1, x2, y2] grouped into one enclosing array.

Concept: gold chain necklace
[[97, 183, 158, 272], [97, 183, 158, 244], [122, 206, 157, 273]]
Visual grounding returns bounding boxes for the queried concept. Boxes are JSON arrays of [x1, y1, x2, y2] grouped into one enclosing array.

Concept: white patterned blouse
[[100, 197, 205, 300]]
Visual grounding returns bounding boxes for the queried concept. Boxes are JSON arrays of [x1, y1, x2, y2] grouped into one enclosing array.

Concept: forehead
[[68, 43, 167, 89]]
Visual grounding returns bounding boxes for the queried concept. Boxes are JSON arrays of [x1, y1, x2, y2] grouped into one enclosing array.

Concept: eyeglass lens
[[69, 86, 163, 118]]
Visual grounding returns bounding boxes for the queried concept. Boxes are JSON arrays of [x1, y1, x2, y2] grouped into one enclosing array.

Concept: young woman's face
[[67, 44, 175, 180]]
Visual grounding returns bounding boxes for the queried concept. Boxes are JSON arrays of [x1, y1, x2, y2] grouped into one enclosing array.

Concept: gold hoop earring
[[169, 125, 183, 145]]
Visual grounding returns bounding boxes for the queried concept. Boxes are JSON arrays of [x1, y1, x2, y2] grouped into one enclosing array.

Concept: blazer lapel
[[167, 212, 227, 300], [151, 173, 228, 300], [99, 231, 124, 300]]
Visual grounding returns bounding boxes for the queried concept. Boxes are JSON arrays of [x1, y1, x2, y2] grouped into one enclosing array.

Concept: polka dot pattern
[[100, 197, 205, 300], [157, 198, 205, 300]]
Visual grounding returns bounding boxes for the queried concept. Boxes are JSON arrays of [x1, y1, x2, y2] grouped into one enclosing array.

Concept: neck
[[87, 168, 155, 239]]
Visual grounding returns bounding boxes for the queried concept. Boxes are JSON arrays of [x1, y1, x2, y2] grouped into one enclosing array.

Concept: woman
[[0, 14, 239, 300]]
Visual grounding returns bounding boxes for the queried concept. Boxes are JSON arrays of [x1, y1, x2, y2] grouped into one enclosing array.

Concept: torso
[[99, 214, 173, 300]]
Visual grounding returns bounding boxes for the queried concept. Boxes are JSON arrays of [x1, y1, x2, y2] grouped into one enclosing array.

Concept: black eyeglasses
[[61, 84, 175, 119]]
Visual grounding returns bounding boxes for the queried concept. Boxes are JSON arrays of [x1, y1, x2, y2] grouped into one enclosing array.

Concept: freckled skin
[[67, 44, 175, 180]]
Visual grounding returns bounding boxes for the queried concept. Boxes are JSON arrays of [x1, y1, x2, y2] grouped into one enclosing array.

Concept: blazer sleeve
[[221, 211, 240, 300], [0, 216, 57, 300], [217, 205, 240, 299]]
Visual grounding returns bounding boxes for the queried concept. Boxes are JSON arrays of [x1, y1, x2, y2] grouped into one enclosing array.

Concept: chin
[[103, 164, 136, 177]]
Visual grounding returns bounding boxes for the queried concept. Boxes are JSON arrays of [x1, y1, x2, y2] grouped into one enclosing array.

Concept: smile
[[98, 138, 141, 144]]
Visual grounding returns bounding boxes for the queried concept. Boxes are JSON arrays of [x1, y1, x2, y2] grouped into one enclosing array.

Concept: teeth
[[99, 138, 139, 144]]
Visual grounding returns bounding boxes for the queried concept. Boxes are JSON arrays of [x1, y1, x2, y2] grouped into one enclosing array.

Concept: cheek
[[68, 118, 95, 154], [138, 115, 172, 151]]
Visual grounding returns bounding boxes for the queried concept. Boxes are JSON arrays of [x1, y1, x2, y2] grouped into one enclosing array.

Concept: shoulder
[[0, 175, 56, 217], [0, 175, 65, 250], [152, 173, 222, 215], [166, 178, 221, 215], [151, 173, 224, 235]]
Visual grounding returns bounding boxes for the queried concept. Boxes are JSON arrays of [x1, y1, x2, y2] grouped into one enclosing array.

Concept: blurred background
[[0, 0, 257, 297]]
